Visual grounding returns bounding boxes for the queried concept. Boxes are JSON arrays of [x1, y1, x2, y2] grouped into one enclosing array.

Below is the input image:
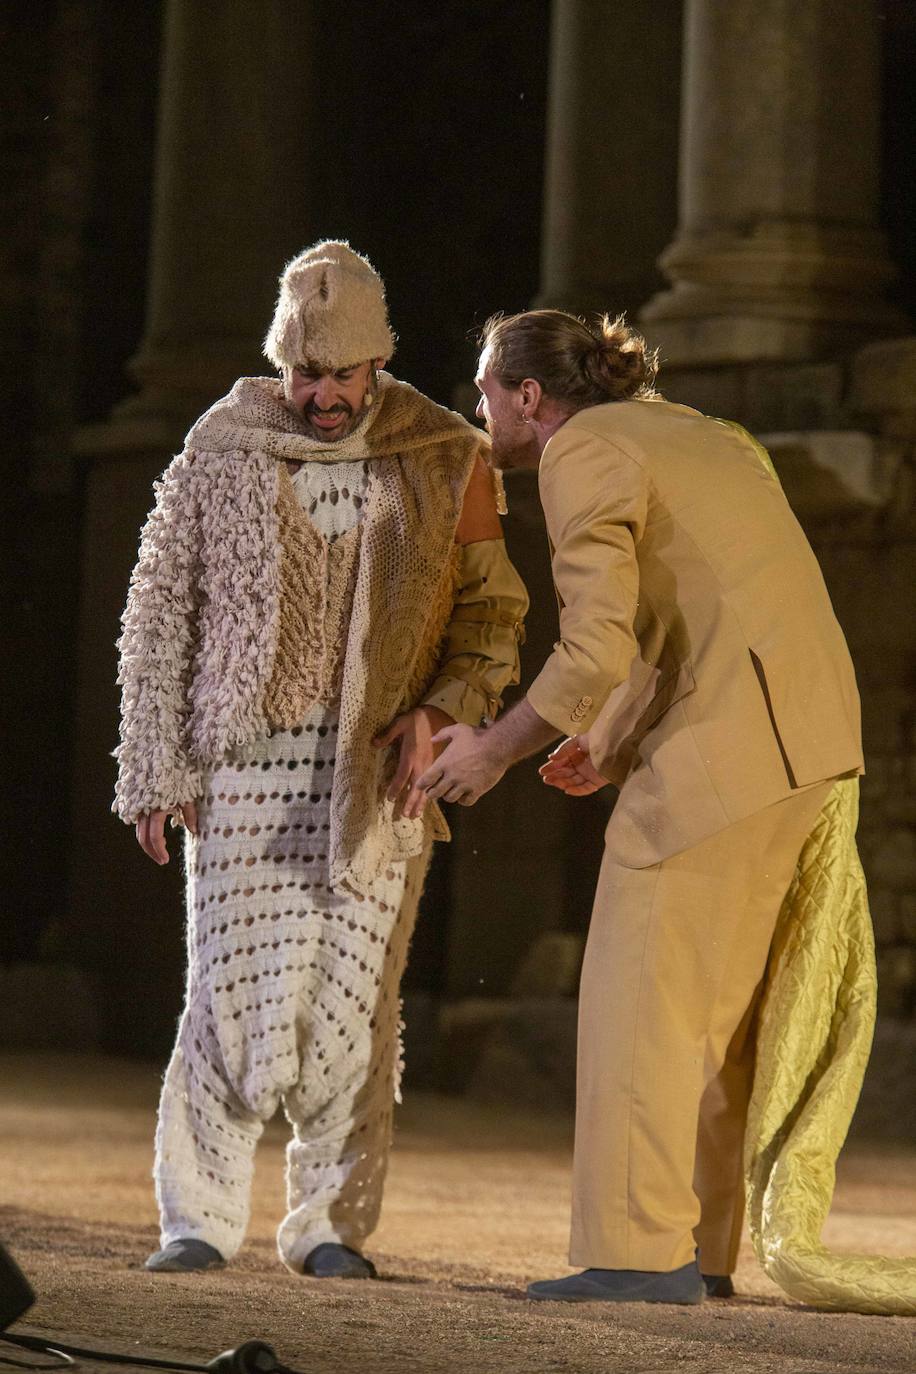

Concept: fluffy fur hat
[[263, 240, 396, 370]]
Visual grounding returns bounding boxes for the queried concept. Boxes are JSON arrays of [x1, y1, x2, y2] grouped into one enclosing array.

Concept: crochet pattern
[[155, 714, 429, 1267]]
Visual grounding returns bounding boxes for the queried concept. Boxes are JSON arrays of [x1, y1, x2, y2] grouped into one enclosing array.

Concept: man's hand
[[136, 802, 198, 864], [414, 723, 507, 812], [373, 705, 454, 819], [539, 736, 608, 796]]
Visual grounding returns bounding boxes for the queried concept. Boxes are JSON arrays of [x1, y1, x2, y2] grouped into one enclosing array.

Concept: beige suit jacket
[[526, 399, 863, 868]]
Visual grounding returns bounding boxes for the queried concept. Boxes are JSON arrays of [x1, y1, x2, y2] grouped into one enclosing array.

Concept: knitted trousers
[[153, 705, 429, 1271]]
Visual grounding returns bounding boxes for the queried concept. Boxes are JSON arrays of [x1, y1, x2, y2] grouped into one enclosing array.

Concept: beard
[[301, 400, 355, 442], [300, 378, 377, 442], [488, 423, 541, 471]]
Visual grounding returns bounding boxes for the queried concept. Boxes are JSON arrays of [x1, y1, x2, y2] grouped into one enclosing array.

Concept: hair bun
[[581, 315, 657, 401]]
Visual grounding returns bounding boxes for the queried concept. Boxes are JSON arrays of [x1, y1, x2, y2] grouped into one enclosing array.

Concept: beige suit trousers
[[570, 779, 834, 1275]]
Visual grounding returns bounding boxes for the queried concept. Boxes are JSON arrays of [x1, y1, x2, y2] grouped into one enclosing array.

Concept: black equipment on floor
[[0, 1245, 34, 1334], [1, 1243, 297, 1373]]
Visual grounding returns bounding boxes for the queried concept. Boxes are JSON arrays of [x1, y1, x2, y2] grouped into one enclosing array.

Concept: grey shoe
[[145, 1238, 225, 1273], [702, 1273, 735, 1298], [303, 1243, 377, 1279], [527, 1259, 705, 1304]]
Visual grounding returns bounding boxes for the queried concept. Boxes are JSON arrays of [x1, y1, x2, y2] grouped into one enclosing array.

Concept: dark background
[[3, 0, 916, 1063]]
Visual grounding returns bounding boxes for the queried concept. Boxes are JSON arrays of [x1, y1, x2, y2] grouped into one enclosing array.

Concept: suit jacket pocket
[[749, 648, 796, 787]]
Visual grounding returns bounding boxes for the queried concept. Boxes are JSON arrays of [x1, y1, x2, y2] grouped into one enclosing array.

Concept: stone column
[[456, 1, 682, 1026], [69, 0, 316, 1055], [641, 0, 906, 365], [536, 0, 682, 316], [114, 0, 318, 435]]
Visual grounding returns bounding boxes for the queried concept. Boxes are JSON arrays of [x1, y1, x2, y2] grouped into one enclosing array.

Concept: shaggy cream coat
[[114, 374, 496, 893]]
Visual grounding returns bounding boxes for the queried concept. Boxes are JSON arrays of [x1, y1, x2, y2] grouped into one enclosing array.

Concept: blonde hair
[[480, 309, 658, 407]]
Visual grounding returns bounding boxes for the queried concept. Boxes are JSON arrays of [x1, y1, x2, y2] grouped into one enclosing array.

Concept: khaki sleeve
[[526, 422, 646, 735], [422, 537, 529, 726]]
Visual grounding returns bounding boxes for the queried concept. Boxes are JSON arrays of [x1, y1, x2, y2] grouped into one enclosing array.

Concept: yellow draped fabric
[[745, 777, 916, 1314]]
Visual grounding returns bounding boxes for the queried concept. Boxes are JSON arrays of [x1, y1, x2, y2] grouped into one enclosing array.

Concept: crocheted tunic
[[153, 454, 428, 1270]]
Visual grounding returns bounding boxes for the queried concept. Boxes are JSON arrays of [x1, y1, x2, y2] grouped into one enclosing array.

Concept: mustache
[[307, 402, 352, 417]]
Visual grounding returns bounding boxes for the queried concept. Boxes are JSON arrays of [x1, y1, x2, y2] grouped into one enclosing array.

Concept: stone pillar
[[641, 0, 906, 365], [536, 0, 682, 316], [115, 0, 318, 434], [453, 0, 682, 1027], [68, 0, 316, 1055]]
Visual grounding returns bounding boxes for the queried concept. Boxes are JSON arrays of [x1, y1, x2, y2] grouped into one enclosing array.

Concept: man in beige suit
[[415, 308, 863, 1304]]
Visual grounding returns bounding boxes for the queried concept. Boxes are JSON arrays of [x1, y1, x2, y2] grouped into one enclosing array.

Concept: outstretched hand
[[136, 802, 198, 864], [539, 736, 608, 796]]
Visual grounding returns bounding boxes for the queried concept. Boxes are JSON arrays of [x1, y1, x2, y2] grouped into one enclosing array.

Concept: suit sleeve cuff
[[526, 671, 606, 736]]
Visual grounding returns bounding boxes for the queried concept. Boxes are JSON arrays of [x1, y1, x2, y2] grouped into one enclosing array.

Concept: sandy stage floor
[[0, 1052, 914, 1373]]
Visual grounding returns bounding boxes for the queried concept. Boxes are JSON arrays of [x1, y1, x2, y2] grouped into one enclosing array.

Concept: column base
[[642, 313, 905, 368], [641, 222, 907, 366]]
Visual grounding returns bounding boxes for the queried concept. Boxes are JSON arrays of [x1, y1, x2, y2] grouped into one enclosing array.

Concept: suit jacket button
[[570, 694, 593, 724]]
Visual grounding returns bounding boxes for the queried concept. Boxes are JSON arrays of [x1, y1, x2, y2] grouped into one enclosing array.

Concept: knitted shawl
[[113, 374, 483, 893]]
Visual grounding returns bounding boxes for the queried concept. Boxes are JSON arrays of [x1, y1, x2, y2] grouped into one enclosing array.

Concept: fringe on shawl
[[112, 453, 204, 822], [113, 448, 282, 820], [184, 451, 279, 760]]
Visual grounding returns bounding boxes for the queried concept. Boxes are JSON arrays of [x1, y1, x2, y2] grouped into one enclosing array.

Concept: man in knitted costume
[[114, 242, 528, 1279]]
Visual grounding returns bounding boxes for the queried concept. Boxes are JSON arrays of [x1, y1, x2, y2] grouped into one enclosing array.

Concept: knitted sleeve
[[112, 451, 204, 822], [421, 538, 529, 726]]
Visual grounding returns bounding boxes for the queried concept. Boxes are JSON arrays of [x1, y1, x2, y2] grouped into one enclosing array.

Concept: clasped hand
[[414, 722, 506, 811]]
